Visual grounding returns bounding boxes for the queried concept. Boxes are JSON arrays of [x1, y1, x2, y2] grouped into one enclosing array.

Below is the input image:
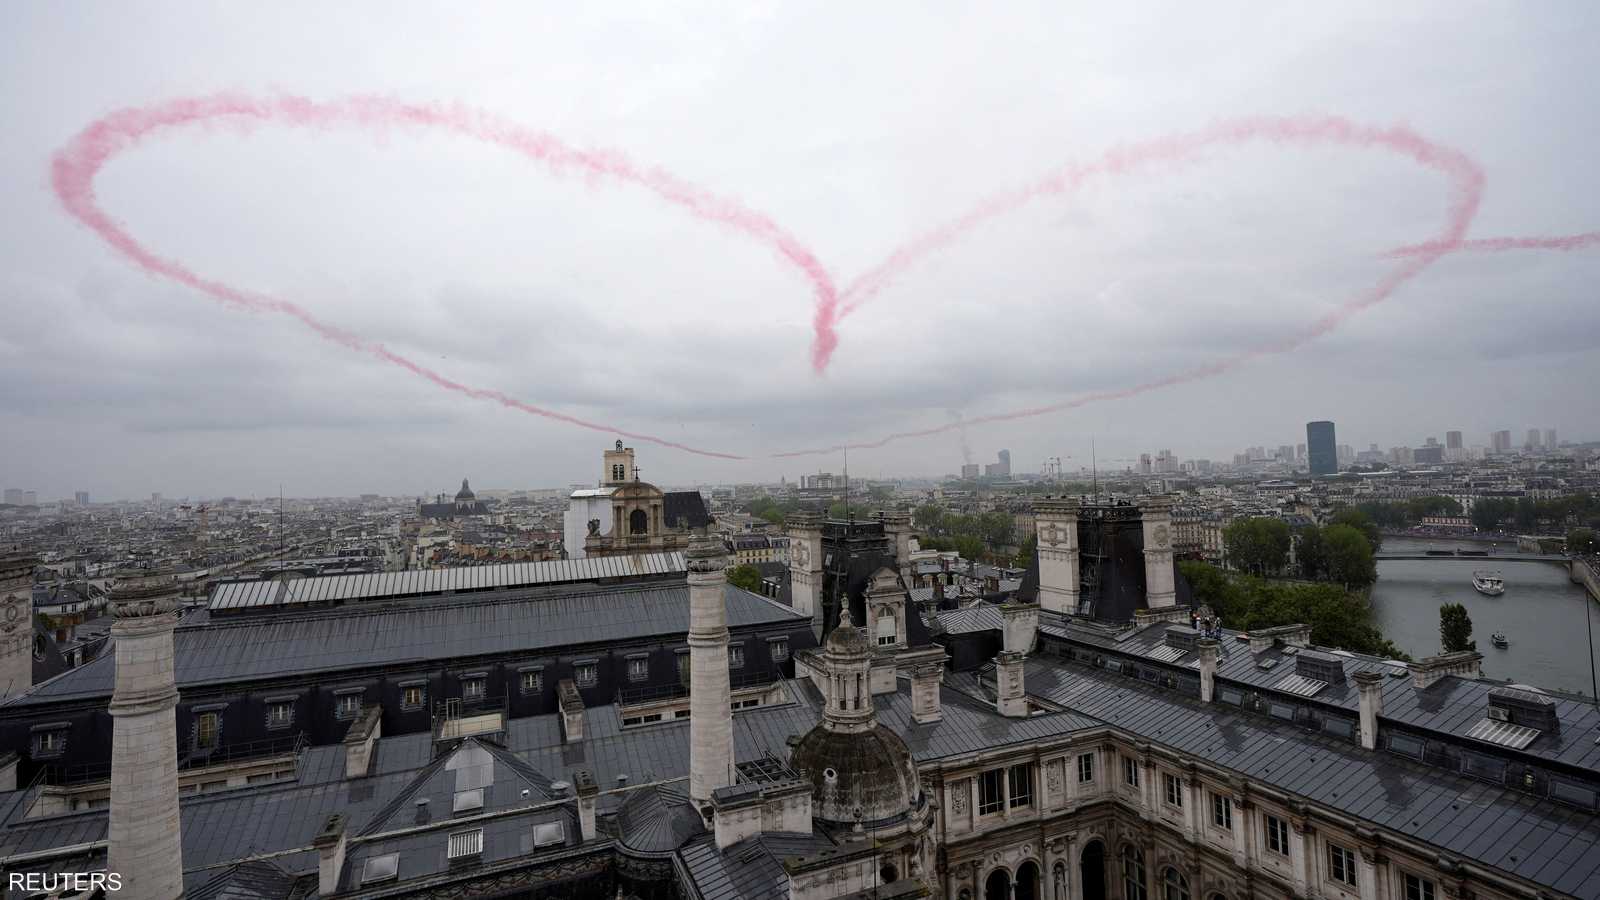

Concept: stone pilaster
[[1034, 499, 1080, 615], [1141, 496, 1176, 608], [786, 513, 825, 639], [107, 566, 185, 900], [687, 532, 734, 810], [996, 650, 1028, 718], [0, 550, 38, 699]]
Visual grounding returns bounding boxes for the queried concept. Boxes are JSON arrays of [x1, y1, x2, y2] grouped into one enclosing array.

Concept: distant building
[[74, 491, 90, 506], [562, 440, 712, 559], [22, 491, 36, 507], [983, 449, 1011, 478], [3, 489, 22, 506], [1544, 428, 1558, 450], [419, 478, 490, 519], [801, 472, 839, 490], [1306, 420, 1337, 475], [1526, 428, 1543, 452], [1491, 430, 1512, 454], [1446, 430, 1463, 450], [1414, 446, 1444, 465], [960, 463, 980, 480]]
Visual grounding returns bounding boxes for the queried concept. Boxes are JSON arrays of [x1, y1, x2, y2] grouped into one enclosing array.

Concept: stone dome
[[455, 478, 475, 502], [790, 722, 920, 826], [823, 608, 871, 657]]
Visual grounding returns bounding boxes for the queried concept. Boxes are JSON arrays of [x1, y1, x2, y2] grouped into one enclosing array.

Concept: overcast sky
[[3, 2, 1597, 500]]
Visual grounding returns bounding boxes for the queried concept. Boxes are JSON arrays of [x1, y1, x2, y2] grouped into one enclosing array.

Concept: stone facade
[[687, 532, 734, 809], [0, 551, 36, 699]]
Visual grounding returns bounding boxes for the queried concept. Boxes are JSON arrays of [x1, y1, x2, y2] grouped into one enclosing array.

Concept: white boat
[[1472, 570, 1505, 596]]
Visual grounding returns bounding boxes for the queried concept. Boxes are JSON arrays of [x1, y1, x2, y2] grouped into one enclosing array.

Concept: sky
[[2, 2, 1598, 500]]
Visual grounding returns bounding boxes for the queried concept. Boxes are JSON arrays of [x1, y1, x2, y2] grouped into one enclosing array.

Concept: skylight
[[362, 853, 399, 884]]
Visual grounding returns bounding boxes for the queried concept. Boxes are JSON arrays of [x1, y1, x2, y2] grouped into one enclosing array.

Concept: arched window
[[1162, 868, 1189, 900], [629, 508, 649, 535], [876, 611, 897, 646], [612, 464, 625, 481], [1121, 846, 1147, 900]]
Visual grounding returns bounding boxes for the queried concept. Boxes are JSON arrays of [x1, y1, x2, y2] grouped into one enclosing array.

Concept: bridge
[[1374, 552, 1568, 563]]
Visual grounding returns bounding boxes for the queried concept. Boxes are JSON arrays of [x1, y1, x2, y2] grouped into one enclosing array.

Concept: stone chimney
[[0, 550, 38, 699], [996, 651, 1028, 718], [1407, 651, 1482, 690], [910, 659, 945, 724], [107, 565, 185, 900], [1034, 499, 1080, 615], [574, 769, 599, 841], [1353, 670, 1384, 750], [558, 679, 585, 744], [1140, 496, 1176, 609], [343, 704, 383, 778], [1000, 601, 1039, 656], [1197, 638, 1219, 702], [313, 814, 347, 895], [688, 531, 734, 809], [875, 510, 915, 587], [786, 513, 825, 638]]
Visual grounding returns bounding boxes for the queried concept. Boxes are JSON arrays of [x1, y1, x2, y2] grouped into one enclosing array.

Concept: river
[[1369, 536, 1600, 694]]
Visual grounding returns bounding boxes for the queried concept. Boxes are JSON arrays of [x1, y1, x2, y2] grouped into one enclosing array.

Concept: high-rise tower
[[1306, 421, 1337, 476]]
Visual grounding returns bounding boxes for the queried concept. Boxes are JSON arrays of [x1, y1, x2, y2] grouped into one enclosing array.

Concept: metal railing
[[46, 732, 308, 786]]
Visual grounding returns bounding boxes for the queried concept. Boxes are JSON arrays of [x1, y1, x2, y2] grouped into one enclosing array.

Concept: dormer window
[[876, 613, 897, 647], [195, 711, 221, 750], [335, 689, 364, 720], [461, 675, 486, 701], [31, 724, 68, 758]]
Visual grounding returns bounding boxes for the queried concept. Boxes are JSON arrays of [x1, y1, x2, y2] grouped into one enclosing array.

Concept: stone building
[[562, 441, 713, 559], [418, 478, 491, 520]]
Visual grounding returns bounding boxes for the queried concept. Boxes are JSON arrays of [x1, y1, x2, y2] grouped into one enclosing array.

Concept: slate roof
[[678, 831, 838, 900], [6, 582, 807, 705], [1021, 657, 1600, 898], [663, 492, 713, 530]]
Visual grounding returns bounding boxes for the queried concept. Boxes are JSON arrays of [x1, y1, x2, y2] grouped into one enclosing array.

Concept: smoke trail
[[1384, 232, 1600, 257], [50, 93, 853, 460]]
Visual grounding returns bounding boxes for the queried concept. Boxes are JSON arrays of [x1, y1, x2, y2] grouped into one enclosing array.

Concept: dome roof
[[455, 478, 475, 501], [790, 723, 919, 825], [823, 606, 870, 657]]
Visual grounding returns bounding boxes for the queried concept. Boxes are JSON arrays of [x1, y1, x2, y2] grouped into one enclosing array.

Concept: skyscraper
[[1491, 430, 1512, 454], [1526, 428, 1542, 451], [1544, 428, 1557, 450], [1445, 431, 1463, 450], [1306, 421, 1337, 476]]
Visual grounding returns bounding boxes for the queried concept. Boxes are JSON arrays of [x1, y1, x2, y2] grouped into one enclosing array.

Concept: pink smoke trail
[[1384, 232, 1600, 257], [51, 93, 855, 460]]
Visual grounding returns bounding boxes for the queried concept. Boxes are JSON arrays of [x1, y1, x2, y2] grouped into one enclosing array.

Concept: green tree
[[727, 564, 765, 594], [1569, 527, 1596, 555], [1014, 533, 1038, 568], [1323, 524, 1377, 588], [1223, 517, 1292, 575], [1295, 525, 1327, 581], [913, 504, 945, 532], [1440, 602, 1476, 652], [1331, 506, 1383, 553]]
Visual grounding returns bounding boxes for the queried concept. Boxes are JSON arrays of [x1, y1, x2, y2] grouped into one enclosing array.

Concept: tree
[[1569, 527, 1596, 555], [1323, 524, 1377, 588], [1014, 533, 1038, 568], [1440, 602, 1476, 652], [1331, 507, 1383, 553], [1223, 517, 1292, 575], [1294, 525, 1327, 581], [913, 504, 945, 532], [727, 564, 765, 594]]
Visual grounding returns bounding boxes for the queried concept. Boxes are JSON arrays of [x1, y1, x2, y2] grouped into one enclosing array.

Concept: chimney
[[1000, 601, 1039, 656], [995, 650, 1028, 718], [574, 769, 599, 842], [0, 551, 39, 699], [1196, 638, 1219, 702], [1353, 670, 1384, 750], [106, 566, 185, 900], [910, 659, 945, 724], [1033, 499, 1080, 615], [313, 814, 348, 895], [1407, 651, 1483, 690], [875, 510, 915, 587], [1140, 496, 1176, 608], [786, 513, 825, 639], [558, 679, 585, 744], [343, 704, 383, 778], [932, 579, 945, 605], [687, 532, 734, 810]]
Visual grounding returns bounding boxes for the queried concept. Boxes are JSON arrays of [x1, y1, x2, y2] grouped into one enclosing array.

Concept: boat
[[1491, 633, 1509, 648], [1472, 570, 1505, 596]]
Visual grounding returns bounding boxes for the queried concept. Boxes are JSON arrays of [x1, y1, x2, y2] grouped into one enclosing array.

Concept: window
[[1218, 687, 1243, 705], [32, 728, 67, 757], [196, 712, 220, 749], [1328, 843, 1357, 886], [1211, 793, 1232, 830], [1164, 773, 1183, 807], [876, 613, 897, 647], [627, 656, 649, 682], [1268, 702, 1296, 721], [520, 669, 543, 694], [1403, 874, 1434, 900], [768, 638, 789, 661], [461, 677, 486, 700], [1549, 776, 1599, 809], [629, 508, 649, 535], [575, 662, 598, 687], [1124, 756, 1141, 788], [1162, 867, 1190, 900], [729, 645, 745, 669], [978, 769, 1005, 815], [1009, 764, 1034, 809], [1387, 733, 1425, 759], [401, 685, 425, 710], [266, 700, 294, 728], [611, 464, 625, 481], [1266, 815, 1290, 856], [675, 652, 690, 684], [1121, 846, 1147, 900], [335, 693, 362, 720], [1071, 752, 1091, 784]]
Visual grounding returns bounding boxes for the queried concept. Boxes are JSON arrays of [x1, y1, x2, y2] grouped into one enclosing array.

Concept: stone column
[[996, 651, 1028, 718], [107, 567, 185, 900], [1292, 817, 1313, 898], [1140, 496, 1176, 609], [1034, 499, 1080, 615], [0, 551, 38, 700], [1354, 670, 1384, 751], [687, 532, 734, 810], [1358, 844, 1380, 900]]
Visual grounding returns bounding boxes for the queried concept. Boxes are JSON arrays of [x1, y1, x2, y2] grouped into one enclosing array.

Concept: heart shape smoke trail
[[50, 94, 1566, 460]]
